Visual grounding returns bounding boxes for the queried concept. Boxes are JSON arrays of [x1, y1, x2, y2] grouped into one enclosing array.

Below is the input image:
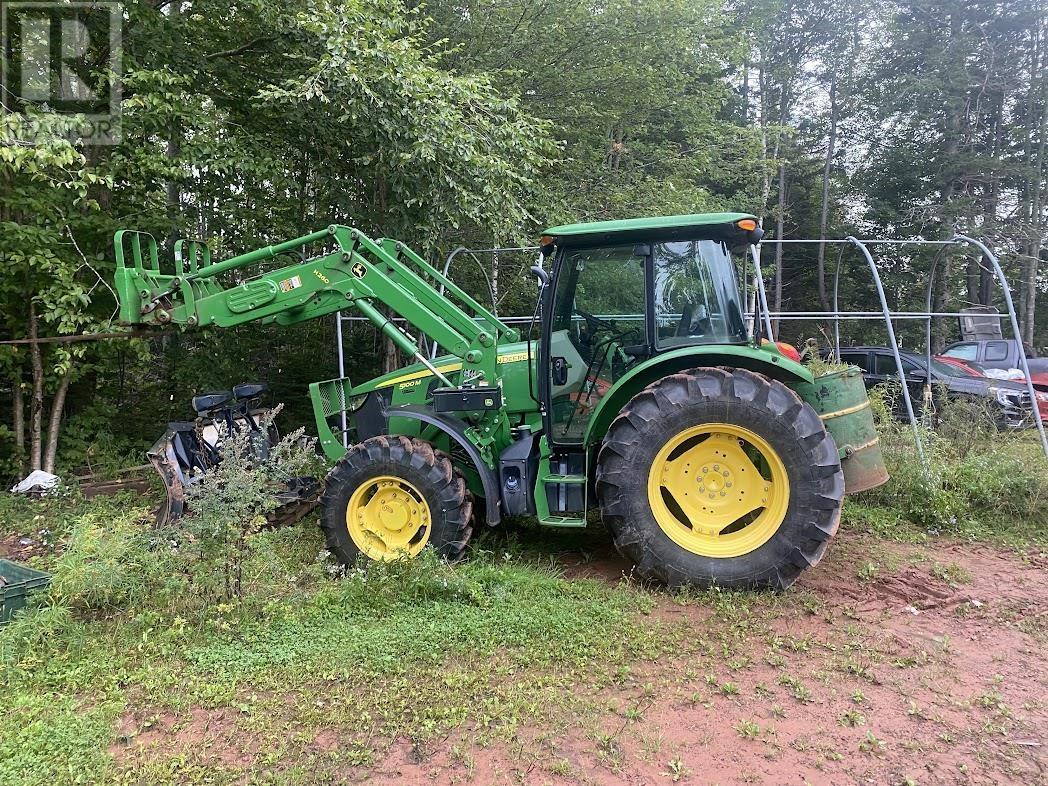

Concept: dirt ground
[[359, 531, 1048, 786], [64, 522, 1047, 786]]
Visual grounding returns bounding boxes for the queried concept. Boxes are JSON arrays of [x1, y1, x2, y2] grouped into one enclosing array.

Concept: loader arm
[[113, 225, 519, 388]]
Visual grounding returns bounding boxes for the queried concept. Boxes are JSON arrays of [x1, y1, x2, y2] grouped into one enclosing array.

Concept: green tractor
[[114, 212, 887, 589]]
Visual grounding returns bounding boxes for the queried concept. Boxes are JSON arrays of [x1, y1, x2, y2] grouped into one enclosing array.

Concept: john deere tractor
[[114, 212, 887, 589]]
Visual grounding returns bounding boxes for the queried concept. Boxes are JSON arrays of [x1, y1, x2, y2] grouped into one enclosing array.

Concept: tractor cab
[[537, 213, 765, 447]]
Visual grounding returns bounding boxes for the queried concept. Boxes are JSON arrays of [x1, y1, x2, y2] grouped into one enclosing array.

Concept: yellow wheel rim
[[346, 475, 432, 560], [647, 423, 790, 558]]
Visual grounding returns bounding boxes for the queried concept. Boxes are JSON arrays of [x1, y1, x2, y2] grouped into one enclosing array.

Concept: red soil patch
[[109, 706, 256, 769], [363, 530, 1048, 785]]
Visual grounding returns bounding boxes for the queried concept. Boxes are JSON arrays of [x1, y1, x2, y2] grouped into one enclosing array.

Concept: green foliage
[[49, 511, 163, 611], [56, 401, 147, 477], [181, 407, 319, 600], [0, 691, 114, 786], [0, 605, 83, 665], [855, 390, 1048, 541]]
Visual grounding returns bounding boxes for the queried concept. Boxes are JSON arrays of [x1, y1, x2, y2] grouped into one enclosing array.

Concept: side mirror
[[907, 369, 928, 382]]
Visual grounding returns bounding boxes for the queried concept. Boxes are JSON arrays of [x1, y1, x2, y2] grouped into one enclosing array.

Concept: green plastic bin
[[0, 559, 51, 625]]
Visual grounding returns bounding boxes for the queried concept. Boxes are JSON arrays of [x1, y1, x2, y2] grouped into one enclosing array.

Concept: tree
[[0, 111, 112, 473]]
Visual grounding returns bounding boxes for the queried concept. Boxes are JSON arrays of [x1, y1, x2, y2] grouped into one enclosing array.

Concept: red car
[[934, 355, 1048, 423]]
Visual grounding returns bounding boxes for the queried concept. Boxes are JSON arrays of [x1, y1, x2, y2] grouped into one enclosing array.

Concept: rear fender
[[583, 345, 813, 447]]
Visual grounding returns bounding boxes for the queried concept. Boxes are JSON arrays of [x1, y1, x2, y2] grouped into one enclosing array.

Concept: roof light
[[736, 219, 758, 231], [539, 235, 554, 247]]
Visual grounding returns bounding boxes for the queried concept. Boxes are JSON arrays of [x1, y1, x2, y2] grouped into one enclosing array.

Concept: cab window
[[943, 343, 978, 361], [875, 354, 918, 377], [839, 351, 870, 371], [548, 245, 645, 442], [985, 341, 1009, 362], [653, 240, 747, 348]]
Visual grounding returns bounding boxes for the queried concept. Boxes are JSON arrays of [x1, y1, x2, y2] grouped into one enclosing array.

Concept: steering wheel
[[573, 307, 619, 333]]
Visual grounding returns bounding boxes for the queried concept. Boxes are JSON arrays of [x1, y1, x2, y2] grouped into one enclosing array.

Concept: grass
[[850, 388, 1048, 550], [1, 494, 684, 785], [0, 423, 1044, 786]]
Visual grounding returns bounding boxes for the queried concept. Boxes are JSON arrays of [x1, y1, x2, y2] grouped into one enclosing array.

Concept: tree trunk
[[937, 38, 961, 329], [979, 91, 1004, 306], [12, 378, 25, 466], [741, 58, 750, 124], [1023, 22, 1046, 344], [28, 301, 44, 471], [491, 246, 499, 308], [816, 77, 838, 312], [43, 372, 70, 473], [382, 317, 401, 374], [164, 0, 182, 246]]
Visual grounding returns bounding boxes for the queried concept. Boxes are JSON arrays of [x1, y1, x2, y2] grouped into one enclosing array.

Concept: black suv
[[833, 346, 1034, 429]]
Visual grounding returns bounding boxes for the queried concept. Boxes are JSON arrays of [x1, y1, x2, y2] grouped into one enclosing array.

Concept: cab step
[[538, 515, 587, 528], [544, 473, 587, 485]]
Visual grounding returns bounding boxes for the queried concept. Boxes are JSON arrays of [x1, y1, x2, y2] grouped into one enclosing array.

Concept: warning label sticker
[[279, 275, 302, 293]]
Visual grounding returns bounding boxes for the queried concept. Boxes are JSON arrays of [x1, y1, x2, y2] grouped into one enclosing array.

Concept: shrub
[[181, 406, 319, 600], [0, 604, 82, 665], [47, 509, 168, 611], [859, 388, 1048, 536]]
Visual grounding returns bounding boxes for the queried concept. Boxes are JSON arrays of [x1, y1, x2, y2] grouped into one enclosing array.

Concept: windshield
[[931, 358, 981, 378], [653, 240, 747, 347]]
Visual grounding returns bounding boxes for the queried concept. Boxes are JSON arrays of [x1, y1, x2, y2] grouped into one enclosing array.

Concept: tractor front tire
[[596, 368, 844, 591], [320, 435, 473, 566]]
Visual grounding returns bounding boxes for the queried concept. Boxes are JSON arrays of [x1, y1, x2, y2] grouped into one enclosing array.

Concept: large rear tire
[[320, 435, 473, 565], [595, 368, 844, 590]]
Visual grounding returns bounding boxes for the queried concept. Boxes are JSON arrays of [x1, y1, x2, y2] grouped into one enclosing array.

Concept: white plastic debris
[[10, 470, 60, 495], [904, 605, 921, 615], [984, 368, 1024, 381]]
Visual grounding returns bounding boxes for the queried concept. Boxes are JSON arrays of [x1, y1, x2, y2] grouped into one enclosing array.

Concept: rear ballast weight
[[114, 212, 888, 590]]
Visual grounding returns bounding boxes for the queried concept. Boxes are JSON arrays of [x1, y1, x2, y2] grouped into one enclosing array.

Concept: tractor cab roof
[[544, 212, 761, 247]]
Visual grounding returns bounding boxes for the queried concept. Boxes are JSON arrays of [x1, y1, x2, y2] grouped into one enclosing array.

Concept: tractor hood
[[349, 340, 534, 396]]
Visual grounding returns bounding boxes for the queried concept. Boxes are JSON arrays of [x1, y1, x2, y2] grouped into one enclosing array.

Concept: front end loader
[[114, 212, 887, 589]]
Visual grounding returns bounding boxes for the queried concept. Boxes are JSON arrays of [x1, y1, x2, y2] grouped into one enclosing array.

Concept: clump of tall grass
[[857, 383, 1048, 537]]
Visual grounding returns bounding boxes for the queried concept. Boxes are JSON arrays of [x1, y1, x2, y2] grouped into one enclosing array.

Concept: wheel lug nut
[[726, 482, 732, 488], [703, 466, 708, 473]]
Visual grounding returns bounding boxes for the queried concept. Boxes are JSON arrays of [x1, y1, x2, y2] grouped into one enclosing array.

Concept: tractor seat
[[233, 382, 267, 400], [192, 391, 234, 414]]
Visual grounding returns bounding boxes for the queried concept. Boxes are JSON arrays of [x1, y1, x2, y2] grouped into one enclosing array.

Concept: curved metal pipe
[[846, 236, 926, 463], [953, 235, 1048, 460], [433, 245, 539, 358], [831, 246, 848, 360]]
